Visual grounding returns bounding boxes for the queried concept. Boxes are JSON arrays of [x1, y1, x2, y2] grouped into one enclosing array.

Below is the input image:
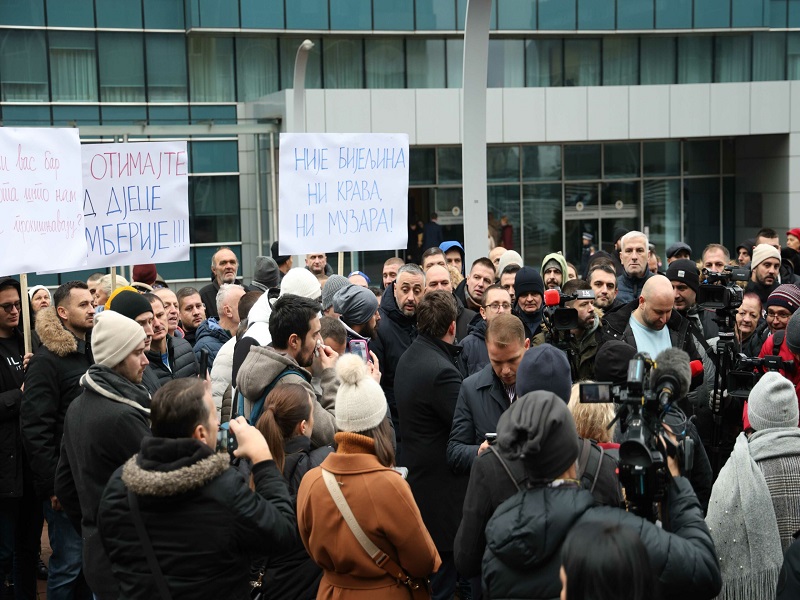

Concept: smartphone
[[348, 339, 369, 362], [579, 382, 612, 403], [198, 348, 209, 378], [485, 432, 497, 445], [215, 422, 238, 459]]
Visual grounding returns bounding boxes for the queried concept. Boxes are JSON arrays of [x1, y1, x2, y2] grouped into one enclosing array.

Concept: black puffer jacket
[[460, 318, 489, 376], [262, 436, 333, 600], [371, 282, 417, 431], [145, 335, 199, 385], [482, 478, 722, 600], [0, 320, 24, 498], [98, 437, 297, 600], [21, 306, 93, 499]]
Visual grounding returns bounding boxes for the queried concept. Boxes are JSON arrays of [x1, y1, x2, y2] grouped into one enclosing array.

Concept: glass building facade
[[1, 0, 792, 283]]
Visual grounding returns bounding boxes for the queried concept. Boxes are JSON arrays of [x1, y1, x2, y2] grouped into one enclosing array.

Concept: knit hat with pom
[[334, 353, 387, 432]]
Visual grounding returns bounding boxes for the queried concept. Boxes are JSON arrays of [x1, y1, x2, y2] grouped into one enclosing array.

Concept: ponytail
[[254, 383, 313, 475]]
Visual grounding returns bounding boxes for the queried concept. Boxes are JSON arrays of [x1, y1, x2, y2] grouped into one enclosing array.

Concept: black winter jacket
[[482, 478, 722, 600], [98, 437, 297, 600], [447, 364, 510, 475], [371, 282, 417, 430], [262, 435, 333, 600], [54, 365, 151, 598], [597, 299, 701, 363], [454, 440, 622, 579], [145, 335, 199, 385], [395, 334, 468, 552], [455, 298, 479, 343], [21, 306, 93, 499], [460, 319, 489, 376], [0, 323, 24, 498]]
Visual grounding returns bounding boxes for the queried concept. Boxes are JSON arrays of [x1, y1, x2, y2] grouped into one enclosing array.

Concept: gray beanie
[[333, 285, 378, 326], [785, 308, 800, 354], [335, 354, 387, 432], [747, 371, 799, 431], [92, 310, 146, 368], [497, 250, 523, 276], [322, 275, 351, 311], [253, 256, 281, 289]]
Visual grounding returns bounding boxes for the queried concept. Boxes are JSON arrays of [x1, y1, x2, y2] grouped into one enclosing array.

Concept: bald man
[[598, 274, 700, 361], [489, 246, 507, 271]]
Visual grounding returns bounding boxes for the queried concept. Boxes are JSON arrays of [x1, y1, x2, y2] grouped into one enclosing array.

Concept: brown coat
[[297, 433, 441, 599]]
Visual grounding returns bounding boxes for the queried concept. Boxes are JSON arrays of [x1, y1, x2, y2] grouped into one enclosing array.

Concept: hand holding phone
[[348, 339, 369, 363]]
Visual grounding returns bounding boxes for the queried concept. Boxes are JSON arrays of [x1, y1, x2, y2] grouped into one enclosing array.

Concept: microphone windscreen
[[652, 347, 692, 399], [689, 360, 704, 379], [543, 288, 561, 307]]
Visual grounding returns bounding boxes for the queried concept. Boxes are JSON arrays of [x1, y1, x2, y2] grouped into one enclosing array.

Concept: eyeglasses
[[0, 301, 21, 313], [485, 302, 512, 312], [766, 311, 792, 321]]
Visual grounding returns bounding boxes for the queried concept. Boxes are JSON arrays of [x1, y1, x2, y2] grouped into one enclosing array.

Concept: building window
[[641, 37, 676, 85], [603, 37, 638, 86], [715, 35, 752, 83], [49, 31, 97, 102], [407, 39, 446, 88], [147, 34, 188, 102], [564, 39, 600, 87], [98, 33, 145, 102], [323, 38, 364, 89], [678, 36, 712, 84], [236, 37, 279, 101], [525, 39, 563, 87], [0, 30, 48, 101], [366, 38, 405, 88], [188, 37, 235, 102]]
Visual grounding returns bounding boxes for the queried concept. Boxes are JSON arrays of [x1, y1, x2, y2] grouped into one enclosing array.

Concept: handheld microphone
[[652, 348, 692, 406], [689, 360, 704, 380], [543, 288, 561, 307]]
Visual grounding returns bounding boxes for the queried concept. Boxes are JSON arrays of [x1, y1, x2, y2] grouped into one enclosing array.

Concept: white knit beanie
[[279, 268, 322, 300], [751, 243, 781, 270], [497, 251, 523, 276], [92, 310, 146, 368], [335, 354, 387, 432], [748, 371, 799, 431]]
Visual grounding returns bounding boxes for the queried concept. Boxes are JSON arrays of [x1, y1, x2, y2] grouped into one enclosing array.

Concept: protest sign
[[278, 133, 409, 255], [0, 128, 85, 275], [79, 141, 189, 269]]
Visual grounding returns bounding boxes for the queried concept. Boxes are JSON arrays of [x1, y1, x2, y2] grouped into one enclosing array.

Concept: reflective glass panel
[[438, 147, 462, 184], [416, 0, 457, 30], [732, 0, 763, 26], [603, 37, 638, 86], [324, 39, 364, 89], [695, 0, 730, 28], [788, 33, 800, 80], [522, 145, 561, 181], [656, 0, 691, 28], [410, 148, 436, 185], [240, 0, 283, 28], [752, 33, 786, 82], [564, 144, 601, 180], [374, 0, 414, 29], [604, 143, 640, 179], [772, 0, 788, 27], [578, 0, 614, 29], [525, 39, 563, 87], [497, 0, 536, 29], [49, 31, 97, 102], [678, 37, 712, 84], [643, 141, 680, 177], [564, 39, 600, 86], [643, 179, 681, 254], [487, 146, 520, 182], [236, 38, 279, 101], [98, 33, 145, 102], [522, 184, 562, 266], [331, 0, 371, 29], [0, 0, 44, 26], [565, 182, 598, 215], [539, 0, 576, 30], [96, 0, 142, 27], [286, 0, 328, 29], [602, 181, 639, 211], [489, 186, 521, 250], [144, 0, 185, 28], [446, 39, 464, 87], [618, 0, 654, 29], [365, 38, 405, 88], [683, 178, 720, 254], [488, 40, 525, 88], [641, 37, 676, 85], [407, 39, 446, 88], [191, 141, 238, 173], [190, 176, 241, 243], [715, 35, 752, 83], [46, 0, 93, 27], [188, 37, 234, 102], [0, 30, 48, 101], [683, 140, 720, 176], [146, 35, 188, 102]]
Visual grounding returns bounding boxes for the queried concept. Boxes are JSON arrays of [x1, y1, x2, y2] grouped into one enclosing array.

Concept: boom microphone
[[651, 348, 692, 406], [543, 288, 561, 307]]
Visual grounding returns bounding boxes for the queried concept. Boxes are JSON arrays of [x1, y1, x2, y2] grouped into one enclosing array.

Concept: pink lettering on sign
[[89, 151, 189, 181]]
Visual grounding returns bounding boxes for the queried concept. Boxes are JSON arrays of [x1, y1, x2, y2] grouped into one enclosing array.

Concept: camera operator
[[479, 393, 722, 600], [557, 279, 600, 381], [97, 377, 297, 600]]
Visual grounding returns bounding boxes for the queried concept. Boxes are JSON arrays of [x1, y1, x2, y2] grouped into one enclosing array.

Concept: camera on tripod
[[579, 349, 694, 521], [696, 266, 749, 310], [543, 288, 595, 331]]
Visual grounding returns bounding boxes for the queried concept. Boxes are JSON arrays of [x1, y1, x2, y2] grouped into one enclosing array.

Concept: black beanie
[[496, 391, 581, 482], [516, 343, 572, 403], [594, 340, 637, 384], [514, 266, 544, 297], [665, 259, 700, 293], [109, 290, 153, 320]]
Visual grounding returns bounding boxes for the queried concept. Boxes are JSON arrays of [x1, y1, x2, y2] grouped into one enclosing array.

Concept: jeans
[[0, 491, 42, 600], [42, 502, 91, 600]]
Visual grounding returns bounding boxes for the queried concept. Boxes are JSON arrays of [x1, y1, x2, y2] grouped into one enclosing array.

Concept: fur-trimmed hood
[[35, 305, 81, 357], [122, 438, 229, 497]]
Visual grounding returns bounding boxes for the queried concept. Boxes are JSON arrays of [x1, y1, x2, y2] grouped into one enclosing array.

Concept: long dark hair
[[561, 522, 656, 600], [255, 383, 312, 474], [357, 418, 395, 468]]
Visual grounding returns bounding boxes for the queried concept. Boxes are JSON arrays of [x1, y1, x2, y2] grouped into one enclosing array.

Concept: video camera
[[580, 349, 694, 521], [696, 266, 749, 311], [726, 353, 795, 399], [543, 288, 595, 331]]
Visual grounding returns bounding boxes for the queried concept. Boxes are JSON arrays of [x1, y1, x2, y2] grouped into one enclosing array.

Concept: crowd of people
[[2, 224, 800, 600]]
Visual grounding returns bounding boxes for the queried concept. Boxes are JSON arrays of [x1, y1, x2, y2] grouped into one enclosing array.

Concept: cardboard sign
[[0, 128, 85, 275], [278, 133, 409, 254], [80, 141, 190, 269]]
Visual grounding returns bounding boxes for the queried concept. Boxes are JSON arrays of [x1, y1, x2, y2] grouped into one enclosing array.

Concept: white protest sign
[[80, 141, 189, 269], [0, 128, 85, 275], [278, 133, 409, 254]]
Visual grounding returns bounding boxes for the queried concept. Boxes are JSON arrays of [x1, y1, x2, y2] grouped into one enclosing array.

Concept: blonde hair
[[447, 264, 464, 288], [567, 383, 615, 443]]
